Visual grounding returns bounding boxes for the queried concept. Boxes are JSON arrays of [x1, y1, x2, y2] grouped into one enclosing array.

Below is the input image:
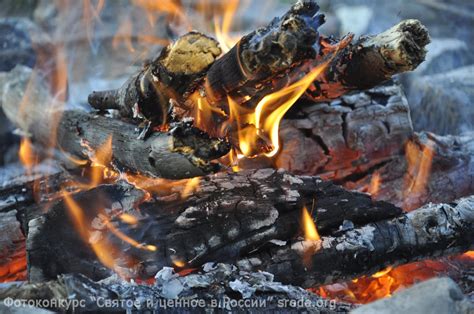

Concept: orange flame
[[302, 206, 320, 241], [403, 140, 434, 210], [315, 260, 448, 304], [255, 62, 330, 157], [63, 192, 118, 270], [368, 172, 381, 196], [19, 138, 37, 173]]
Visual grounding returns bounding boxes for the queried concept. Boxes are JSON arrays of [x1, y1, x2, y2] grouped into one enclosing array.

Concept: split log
[[0, 66, 230, 179], [0, 264, 353, 312], [26, 169, 401, 282]]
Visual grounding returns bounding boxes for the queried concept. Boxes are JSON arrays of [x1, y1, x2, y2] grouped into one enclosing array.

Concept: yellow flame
[[403, 140, 434, 210], [255, 62, 329, 157], [372, 266, 393, 278], [101, 214, 157, 252], [180, 177, 200, 198], [89, 135, 114, 187], [302, 206, 320, 241], [213, 0, 240, 52], [119, 213, 139, 225]]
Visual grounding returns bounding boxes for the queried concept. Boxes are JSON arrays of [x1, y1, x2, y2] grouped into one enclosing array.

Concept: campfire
[[0, 0, 473, 312]]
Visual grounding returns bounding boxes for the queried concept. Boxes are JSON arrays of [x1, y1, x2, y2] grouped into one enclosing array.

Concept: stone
[[408, 65, 474, 135], [351, 277, 474, 314]]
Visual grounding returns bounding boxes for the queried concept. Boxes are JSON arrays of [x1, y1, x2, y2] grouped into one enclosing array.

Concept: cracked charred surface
[[241, 82, 413, 180], [26, 169, 401, 282], [238, 196, 474, 288]]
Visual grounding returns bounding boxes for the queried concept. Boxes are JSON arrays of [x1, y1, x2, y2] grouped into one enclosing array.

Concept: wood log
[[239, 81, 414, 180], [22, 170, 473, 288], [25, 169, 401, 282], [237, 195, 474, 288], [86, 0, 429, 143], [0, 66, 230, 179], [88, 32, 221, 124], [304, 19, 430, 101]]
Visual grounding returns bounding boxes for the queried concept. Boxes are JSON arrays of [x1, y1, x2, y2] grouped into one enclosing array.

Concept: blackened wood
[[240, 82, 413, 181], [88, 32, 221, 123], [1, 66, 229, 179], [203, 0, 324, 104], [237, 195, 474, 288], [305, 19, 430, 101], [26, 169, 401, 282]]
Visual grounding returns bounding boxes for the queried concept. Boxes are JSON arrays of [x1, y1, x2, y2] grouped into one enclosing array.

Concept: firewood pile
[[0, 0, 472, 312]]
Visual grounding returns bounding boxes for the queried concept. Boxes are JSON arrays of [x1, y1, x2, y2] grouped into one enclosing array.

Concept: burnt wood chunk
[[25, 169, 401, 282]]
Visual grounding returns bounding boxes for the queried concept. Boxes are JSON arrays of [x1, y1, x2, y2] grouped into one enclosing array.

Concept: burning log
[[0, 66, 230, 179], [238, 195, 474, 287], [26, 169, 401, 282], [304, 19, 430, 101], [22, 169, 473, 290], [88, 32, 221, 125], [345, 131, 474, 210], [87, 1, 429, 151]]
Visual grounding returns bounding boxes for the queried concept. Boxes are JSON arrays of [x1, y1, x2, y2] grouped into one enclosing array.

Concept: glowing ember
[[314, 260, 450, 304]]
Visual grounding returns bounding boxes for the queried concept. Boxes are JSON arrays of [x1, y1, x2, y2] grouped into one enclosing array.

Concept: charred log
[[305, 19, 430, 101], [1, 66, 230, 179], [345, 131, 474, 210], [238, 195, 474, 288], [26, 169, 401, 282], [88, 32, 221, 124]]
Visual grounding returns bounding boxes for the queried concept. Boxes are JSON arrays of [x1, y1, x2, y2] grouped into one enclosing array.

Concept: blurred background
[[0, 0, 472, 167]]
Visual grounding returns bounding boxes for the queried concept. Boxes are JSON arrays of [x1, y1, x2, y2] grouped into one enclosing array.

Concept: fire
[[254, 62, 330, 157], [403, 140, 434, 210], [62, 192, 118, 271], [368, 172, 381, 196], [315, 260, 449, 304], [302, 206, 320, 241], [213, 0, 241, 52], [19, 138, 37, 173], [88, 135, 114, 187]]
